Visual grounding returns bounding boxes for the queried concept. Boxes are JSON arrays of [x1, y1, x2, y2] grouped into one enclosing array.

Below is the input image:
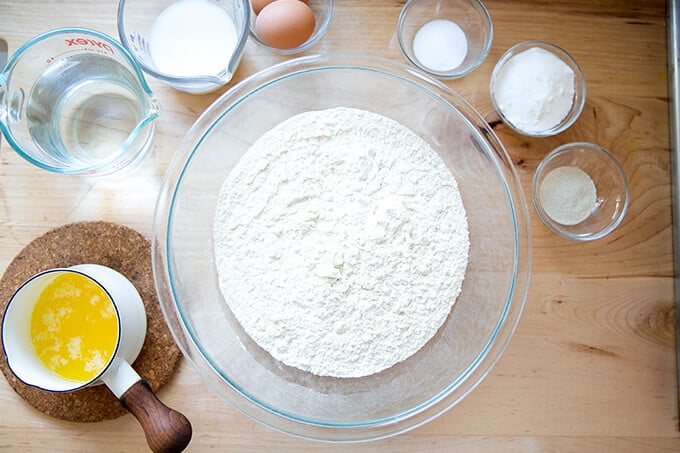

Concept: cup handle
[[103, 360, 192, 453], [120, 380, 192, 453]]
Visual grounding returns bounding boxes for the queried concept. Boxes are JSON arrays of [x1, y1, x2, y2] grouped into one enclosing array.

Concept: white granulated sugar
[[494, 47, 575, 133], [213, 107, 469, 378], [539, 166, 597, 225], [413, 19, 468, 72], [149, 0, 238, 77]]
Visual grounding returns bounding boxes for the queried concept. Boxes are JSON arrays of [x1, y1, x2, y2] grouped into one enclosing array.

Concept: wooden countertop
[[0, 0, 677, 451]]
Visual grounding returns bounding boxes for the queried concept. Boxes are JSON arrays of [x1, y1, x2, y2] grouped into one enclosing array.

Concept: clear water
[[25, 53, 149, 170]]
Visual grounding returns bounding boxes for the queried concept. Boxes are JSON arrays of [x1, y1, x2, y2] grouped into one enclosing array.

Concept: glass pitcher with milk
[[118, 0, 250, 94]]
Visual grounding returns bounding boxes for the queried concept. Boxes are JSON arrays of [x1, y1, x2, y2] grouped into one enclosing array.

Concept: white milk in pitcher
[[149, 0, 238, 77]]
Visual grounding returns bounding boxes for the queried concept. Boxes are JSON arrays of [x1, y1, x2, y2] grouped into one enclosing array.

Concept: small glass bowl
[[532, 142, 629, 241], [249, 0, 333, 55], [397, 0, 493, 79], [490, 41, 586, 137]]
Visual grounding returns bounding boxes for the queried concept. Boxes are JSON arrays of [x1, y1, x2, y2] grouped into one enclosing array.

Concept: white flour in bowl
[[213, 107, 469, 378]]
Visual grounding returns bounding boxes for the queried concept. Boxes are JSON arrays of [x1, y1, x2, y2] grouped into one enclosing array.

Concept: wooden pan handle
[[120, 380, 192, 453]]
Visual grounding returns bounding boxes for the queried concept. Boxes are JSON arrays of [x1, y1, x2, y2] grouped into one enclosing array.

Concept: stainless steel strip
[[667, 0, 680, 431]]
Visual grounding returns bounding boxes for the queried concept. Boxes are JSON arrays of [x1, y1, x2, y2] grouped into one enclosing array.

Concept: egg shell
[[255, 0, 316, 50], [251, 0, 308, 15], [251, 0, 273, 15]]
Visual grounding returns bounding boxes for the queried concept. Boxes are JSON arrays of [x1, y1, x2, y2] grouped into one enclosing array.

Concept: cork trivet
[[0, 221, 181, 422]]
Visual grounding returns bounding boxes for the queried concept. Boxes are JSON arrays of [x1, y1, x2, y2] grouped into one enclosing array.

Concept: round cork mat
[[0, 221, 182, 422]]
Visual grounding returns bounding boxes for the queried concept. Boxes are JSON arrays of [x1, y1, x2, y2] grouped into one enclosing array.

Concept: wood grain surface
[[0, 0, 677, 451]]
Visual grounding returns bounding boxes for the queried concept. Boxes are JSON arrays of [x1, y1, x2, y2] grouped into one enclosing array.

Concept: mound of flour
[[213, 107, 469, 378]]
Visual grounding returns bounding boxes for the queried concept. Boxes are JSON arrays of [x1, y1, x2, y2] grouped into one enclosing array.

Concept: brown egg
[[255, 0, 316, 50], [251, 0, 308, 15]]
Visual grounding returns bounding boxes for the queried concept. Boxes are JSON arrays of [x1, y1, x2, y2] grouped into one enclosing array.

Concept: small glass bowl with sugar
[[532, 142, 629, 241], [490, 41, 586, 137], [397, 0, 493, 79]]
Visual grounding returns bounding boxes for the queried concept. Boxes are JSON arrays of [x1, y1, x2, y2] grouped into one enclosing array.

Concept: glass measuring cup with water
[[0, 28, 159, 176]]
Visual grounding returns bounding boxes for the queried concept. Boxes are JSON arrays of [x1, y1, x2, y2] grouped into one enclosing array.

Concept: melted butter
[[30, 272, 119, 383]]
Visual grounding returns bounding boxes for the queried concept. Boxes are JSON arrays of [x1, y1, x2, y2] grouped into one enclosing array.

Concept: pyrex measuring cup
[[117, 0, 250, 94], [0, 28, 159, 176]]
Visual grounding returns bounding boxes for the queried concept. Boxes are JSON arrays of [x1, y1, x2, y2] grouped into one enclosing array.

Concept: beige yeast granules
[[540, 166, 597, 225]]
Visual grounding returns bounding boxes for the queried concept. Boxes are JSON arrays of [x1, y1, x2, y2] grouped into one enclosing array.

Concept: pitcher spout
[[0, 80, 7, 123], [0, 81, 7, 144], [145, 95, 161, 120]]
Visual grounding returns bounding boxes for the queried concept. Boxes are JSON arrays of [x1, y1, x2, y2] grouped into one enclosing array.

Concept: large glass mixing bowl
[[152, 54, 531, 442]]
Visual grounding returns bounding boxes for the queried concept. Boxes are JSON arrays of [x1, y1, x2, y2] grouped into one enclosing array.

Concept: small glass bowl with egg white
[[397, 0, 493, 79]]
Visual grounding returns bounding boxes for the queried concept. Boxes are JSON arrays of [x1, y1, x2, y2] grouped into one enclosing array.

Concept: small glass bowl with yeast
[[532, 142, 629, 241]]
